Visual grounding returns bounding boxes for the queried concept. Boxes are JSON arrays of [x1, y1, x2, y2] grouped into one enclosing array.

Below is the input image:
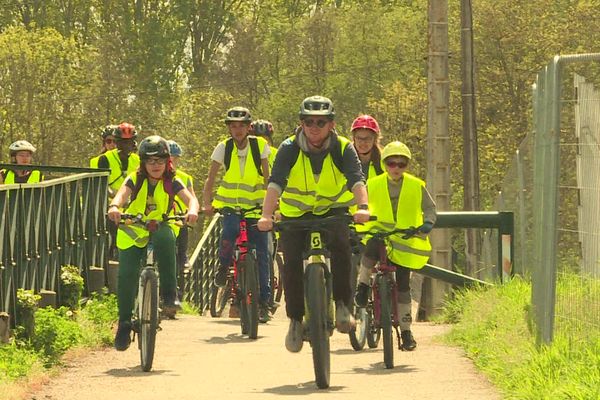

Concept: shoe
[[114, 320, 132, 351], [259, 303, 271, 323], [354, 283, 369, 308], [400, 330, 417, 351], [285, 319, 304, 352], [162, 291, 182, 311], [335, 302, 356, 334], [214, 267, 228, 287]]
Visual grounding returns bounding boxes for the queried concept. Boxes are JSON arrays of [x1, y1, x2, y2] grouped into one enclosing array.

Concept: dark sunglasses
[[303, 119, 329, 128], [385, 160, 408, 169]]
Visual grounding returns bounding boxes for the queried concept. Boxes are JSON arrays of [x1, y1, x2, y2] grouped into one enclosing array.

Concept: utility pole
[[461, 0, 481, 277], [425, 0, 451, 317]]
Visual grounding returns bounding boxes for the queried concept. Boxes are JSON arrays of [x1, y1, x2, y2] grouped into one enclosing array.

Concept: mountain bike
[[275, 214, 354, 389], [362, 227, 422, 369], [209, 206, 261, 339], [120, 213, 186, 372]]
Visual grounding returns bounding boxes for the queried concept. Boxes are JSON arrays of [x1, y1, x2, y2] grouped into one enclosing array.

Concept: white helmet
[[9, 140, 36, 154]]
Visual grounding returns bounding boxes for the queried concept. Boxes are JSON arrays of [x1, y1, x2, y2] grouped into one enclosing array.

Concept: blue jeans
[[219, 214, 271, 303]]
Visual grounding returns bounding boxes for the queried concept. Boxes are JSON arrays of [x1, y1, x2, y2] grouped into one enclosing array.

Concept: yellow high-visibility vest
[[1, 169, 42, 184]]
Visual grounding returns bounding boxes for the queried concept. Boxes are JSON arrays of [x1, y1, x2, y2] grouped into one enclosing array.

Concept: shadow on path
[[263, 381, 345, 395]]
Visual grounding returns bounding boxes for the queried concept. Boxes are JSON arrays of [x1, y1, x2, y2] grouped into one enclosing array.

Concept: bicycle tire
[[349, 307, 368, 350], [366, 302, 381, 349], [305, 263, 330, 389], [139, 268, 158, 372], [239, 254, 259, 339], [210, 278, 232, 318], [274, 252, 284, 304], [378, 275, 394, 369]]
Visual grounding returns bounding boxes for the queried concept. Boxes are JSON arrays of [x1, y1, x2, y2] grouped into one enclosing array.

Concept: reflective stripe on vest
[[212, 137, 267, 218], [174, 169, 193, 213], [105, 149, 140, 192], [280, 136, 355, 218], [365, 173, 431, 269], [116, 174, 179, 249], [2, 169, 42, 184]]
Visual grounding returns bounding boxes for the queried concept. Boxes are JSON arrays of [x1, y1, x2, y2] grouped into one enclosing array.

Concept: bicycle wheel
[[210, 277, 232, 318], [273, 252, 284, 304], [239, 254, 259, 339], [349, 306, 368, 350], [305, 263, 330, 389], [139, 268, 159, 372], [378, 275, 394, 369], [366, 301, 381, 349]]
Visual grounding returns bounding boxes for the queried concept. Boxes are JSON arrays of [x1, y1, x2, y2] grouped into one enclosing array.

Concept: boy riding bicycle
[[354, 141, 436, 351]]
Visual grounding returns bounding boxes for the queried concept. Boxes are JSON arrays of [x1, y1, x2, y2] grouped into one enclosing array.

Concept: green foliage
[[16, 289, 40, 340], [0, 342, 40, 383], [439, 276, 600, 399], [31, 307, 83, 366], [179, 301, 201, 316], [78, 294, 118, 346], [60, 265, 84, 310]]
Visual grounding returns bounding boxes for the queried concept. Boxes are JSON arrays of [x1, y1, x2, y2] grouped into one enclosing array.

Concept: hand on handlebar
[[257, 216, 273, 232], [185, 211, 199, 225], [202, 205, 215, 218], [107, 207, 122, 225], [353, 209, 371, 224]]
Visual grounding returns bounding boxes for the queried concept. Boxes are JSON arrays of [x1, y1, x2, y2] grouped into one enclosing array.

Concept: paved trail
[[25, 309, 500, 400]]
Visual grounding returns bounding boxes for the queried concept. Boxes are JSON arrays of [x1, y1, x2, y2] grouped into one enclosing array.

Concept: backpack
[[223, 137, 263, 176], [129, 171, 177, 215]]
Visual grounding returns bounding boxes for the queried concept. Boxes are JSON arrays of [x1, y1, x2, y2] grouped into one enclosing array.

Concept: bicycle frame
[[372, 244, 400, 335]]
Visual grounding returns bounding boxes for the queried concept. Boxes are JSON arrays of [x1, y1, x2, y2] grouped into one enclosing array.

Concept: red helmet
[[351, 115, 380, 134], [115, 122, 137, 139]]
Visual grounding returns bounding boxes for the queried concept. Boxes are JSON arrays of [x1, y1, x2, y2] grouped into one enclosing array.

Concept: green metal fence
[[0, 165, 109, 325]]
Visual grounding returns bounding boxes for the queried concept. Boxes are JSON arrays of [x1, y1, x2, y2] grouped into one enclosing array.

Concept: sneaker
[[335, 302, 356, 334], [400, 330, 417, 351], [285, 319, 303, 353], [162, 292, 182, 311], [354, 283, 369, 308], [259, 303, 271, 323], [114, 320, 132, 351], [214, 267, 228, 287]]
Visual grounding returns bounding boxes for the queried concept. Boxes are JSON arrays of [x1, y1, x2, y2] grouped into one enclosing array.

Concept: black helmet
[[225, 107, 252, 123], [102, 124, 118, 139], [299, 95, 335, 119], [138, 135, 170, 159], [114, 122, 138, 139], [251, 120, 273, 138]]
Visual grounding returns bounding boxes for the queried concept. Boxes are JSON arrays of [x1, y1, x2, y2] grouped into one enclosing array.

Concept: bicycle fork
[[373, 273, 402, 346]]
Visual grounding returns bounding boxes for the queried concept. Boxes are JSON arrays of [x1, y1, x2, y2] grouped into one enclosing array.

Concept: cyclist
[[202, 107, 272, 323], [257, 95, 370, 353], [0, 140, 43, 184], [353, 141, 436, 351], [350, 115, 384, 180], [107, 135, 199, 351], [90, 125, 118, 168], [168, 139, 197, 297], [251, 119, 276, 167]]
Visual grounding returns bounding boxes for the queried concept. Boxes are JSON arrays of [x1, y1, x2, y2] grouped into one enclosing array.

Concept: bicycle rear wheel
[[366, 302, 381, 349], [273, 253, 284, 303], [139, 268, 159, 372], [305, 263, 330, 389], [378, 275, 394, 369], [239, 254, 259, 339], [210, 278, 232, 318], [349, 306, 368, 350]]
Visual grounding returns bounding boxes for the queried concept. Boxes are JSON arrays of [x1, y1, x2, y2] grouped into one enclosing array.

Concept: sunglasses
[[303, 119, 329, 128], [146, 158, 167, 165], [385, 160, 408, 169], [228, 110, 249, 118]]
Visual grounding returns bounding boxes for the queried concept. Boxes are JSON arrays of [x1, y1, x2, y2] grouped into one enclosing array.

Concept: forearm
[[261, 187, 280, 218], [110, 186, 131, 208], [351, 183, 368, 206]]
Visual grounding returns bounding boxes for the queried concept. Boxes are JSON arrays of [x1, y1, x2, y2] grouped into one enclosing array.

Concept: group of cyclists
[[0, 94, 437, 356]]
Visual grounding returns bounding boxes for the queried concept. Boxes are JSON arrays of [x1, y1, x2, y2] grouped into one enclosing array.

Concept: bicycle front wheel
[[305, 263, 330, 389], [239, 254, 259, 339], [210, 278, 232, 318], [139, 268, 159, 372], [378, 275, 394, 369], [366, 301, 381, 349], [349, 306, 368, 351]]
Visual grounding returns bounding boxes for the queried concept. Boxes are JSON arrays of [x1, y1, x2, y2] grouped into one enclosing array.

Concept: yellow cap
[[381, 141, 411, 160]]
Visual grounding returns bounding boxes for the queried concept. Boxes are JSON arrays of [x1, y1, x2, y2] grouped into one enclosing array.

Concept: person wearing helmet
[[0, 140, 43, 184], [202, 106, 273, 323], [107, 135, 199, 351], [353, 141, 436, 351], [168, 139, 197, 298], [95, 122, 141, 196], [257, 95, 370, 353], [89, 125, 118, 168], [350, 115, 383, 179]]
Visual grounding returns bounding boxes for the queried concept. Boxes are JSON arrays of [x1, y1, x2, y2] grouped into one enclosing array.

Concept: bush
[[60, 265, 84, 310], [79, 293, 118, 346], [0, 342, 40, 382], [31, 307, 83, 366], [16, 289, 40, 340]]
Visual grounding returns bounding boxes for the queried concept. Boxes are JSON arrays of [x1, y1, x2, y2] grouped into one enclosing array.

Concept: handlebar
[[364, 227, 423, 240], [274, 213, 356, 232], [215, 205, 262, 217], [118, 213, 187, 231]]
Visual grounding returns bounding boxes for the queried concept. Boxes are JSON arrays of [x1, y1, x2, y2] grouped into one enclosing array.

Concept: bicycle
[[209, 206, 262, 339], [274, 213, 354, 389], [359, 227, 422, 369], [119, 213, 186, 372], [269, 241, 284, 314]]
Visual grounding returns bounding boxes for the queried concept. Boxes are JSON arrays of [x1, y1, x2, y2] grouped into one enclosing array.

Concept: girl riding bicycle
[[354, 141, 436, 351], [107, 135, 199, 351]]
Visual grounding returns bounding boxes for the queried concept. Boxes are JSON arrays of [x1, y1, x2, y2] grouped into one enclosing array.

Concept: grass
[[438, 276, 600, 399]]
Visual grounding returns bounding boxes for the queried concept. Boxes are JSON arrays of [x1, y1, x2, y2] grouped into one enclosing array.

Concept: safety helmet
[[167, 140, 183, 157], [114, 122, 137, 139], [101, 125, 118, 139], [9, 140, 36, 154], [251, 120, 274, 138], [225, 107, 252, 123], [138, 135, 170, 160], [381, 141, 411, 161], [299, 95, 335, 119], [351, 115, 380, 134]]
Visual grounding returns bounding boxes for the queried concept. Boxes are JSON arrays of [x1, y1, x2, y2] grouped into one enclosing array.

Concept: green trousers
[[117, 224, 177, 322]]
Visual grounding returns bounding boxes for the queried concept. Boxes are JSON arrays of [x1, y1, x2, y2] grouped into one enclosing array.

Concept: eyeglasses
[[385, 160, 408, 169], [145, 158, 167, 165], [354, 135, 375, 143], [303, 118, 329, 128]]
